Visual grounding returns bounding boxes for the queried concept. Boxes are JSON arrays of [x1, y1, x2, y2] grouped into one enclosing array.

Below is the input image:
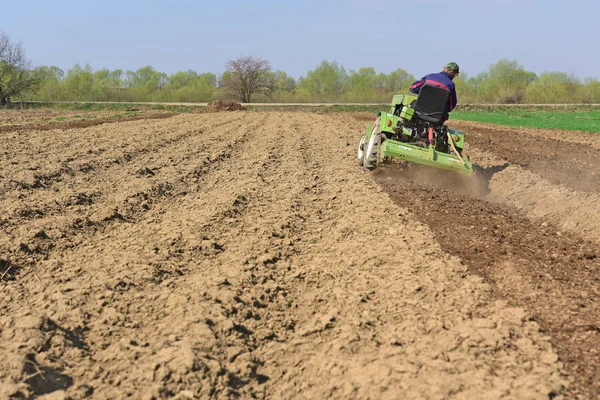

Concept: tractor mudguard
[[365, 113, 395, 144], [377, 112, 398, 135], [448, 128, 465, 150], [365, 123, 373, 143], [390, 94, 418, 122]]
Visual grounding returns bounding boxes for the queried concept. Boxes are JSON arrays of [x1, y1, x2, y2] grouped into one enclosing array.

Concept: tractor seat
[[413, 84, 450, 124]]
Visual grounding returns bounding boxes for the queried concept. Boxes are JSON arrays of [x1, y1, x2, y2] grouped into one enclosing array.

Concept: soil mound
[[488, 165, 600, 243], [205, 100, 246, 112]]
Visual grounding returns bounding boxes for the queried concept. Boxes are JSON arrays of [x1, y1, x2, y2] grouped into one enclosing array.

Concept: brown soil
[[375, 164, 600, 399], [205, 100, 246, 112], [0, 112, 175, 134], [1, 113, 598, 399], [449, 121, 600, 193], [371, 119, 600, 399], [0, 109, 98, 126]]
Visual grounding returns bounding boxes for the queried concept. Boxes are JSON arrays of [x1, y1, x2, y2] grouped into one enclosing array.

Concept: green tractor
[[357, 85, 473, 174]]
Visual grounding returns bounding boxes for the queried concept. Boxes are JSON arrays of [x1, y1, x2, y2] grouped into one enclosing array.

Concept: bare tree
[[221, 56, 274, 103], [0, 33, 39, 105]]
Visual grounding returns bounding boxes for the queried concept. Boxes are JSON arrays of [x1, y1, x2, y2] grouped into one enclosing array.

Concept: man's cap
[[446, 62, 460, 74]]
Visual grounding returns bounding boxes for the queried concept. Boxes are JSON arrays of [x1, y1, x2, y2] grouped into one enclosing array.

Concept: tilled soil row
[[489, 165, 600, 244], [375, 166, 600, 399], [449, 120, 600, 194], [0, 113, 256, 278], [1, 113, 231, 197], [0, 112, 177, 134], [0, 109, 126, 127], [0, 112, 271, 397], [1, 112, 566, 399]]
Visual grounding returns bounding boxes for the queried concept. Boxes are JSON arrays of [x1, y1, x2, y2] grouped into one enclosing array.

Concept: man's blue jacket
[[409, 71, 457, 115]]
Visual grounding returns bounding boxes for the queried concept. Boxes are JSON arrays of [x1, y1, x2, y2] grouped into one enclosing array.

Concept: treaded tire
[[363, 117, 382, 171], [356, 134, 366, 166]]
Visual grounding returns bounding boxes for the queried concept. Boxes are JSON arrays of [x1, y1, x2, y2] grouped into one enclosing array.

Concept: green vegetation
[[16, 58, 600, 105], [17, 59, 600, 104], [220, 56, 274, 103], [0, 33, 39, 105], [453, 109, 600, 133], [0, 57, 596, 105], [22, 61, 418, 104]]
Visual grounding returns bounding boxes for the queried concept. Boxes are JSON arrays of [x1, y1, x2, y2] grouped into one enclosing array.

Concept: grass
[[452, 110, 600, 133], [312, 104, 600, 134], [109, 111, 141, 119]]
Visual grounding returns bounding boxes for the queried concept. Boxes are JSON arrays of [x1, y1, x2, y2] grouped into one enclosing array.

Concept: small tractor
[[357, 85, 473, 174]]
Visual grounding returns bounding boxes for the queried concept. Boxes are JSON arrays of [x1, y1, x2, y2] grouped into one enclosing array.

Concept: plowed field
[[1, 111, 599, 399]]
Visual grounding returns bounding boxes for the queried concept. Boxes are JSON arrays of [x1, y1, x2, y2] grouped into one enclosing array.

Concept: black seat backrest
[[413, 84, 450, 124]]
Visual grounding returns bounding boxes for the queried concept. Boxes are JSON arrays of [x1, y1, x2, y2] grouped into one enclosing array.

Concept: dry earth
[[0, 111, 598, 399], [0, 110, 176, 134]]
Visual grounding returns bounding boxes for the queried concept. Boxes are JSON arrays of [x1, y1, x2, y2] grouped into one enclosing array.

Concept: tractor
[[357, 85, 473, 174]]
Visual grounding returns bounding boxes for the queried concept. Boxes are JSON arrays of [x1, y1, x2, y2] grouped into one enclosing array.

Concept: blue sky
[[1, 0, 598, 80]]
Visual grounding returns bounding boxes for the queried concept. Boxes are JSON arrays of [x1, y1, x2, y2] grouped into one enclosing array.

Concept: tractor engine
[[395, 121, 450, 154]]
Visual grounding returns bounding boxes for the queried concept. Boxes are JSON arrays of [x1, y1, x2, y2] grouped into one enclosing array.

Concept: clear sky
[[1, 0, 598, 80]]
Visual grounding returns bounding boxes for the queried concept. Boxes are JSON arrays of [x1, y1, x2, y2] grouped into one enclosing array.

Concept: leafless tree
[[0, 33, 39, 105], [222, 56, 274, 103]]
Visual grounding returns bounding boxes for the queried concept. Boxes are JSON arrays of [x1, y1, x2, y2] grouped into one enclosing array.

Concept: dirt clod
[[205, 100, 246, 112]]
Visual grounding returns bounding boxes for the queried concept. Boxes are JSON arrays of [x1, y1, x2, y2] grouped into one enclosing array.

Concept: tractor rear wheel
[[364, 117, 382, 171]]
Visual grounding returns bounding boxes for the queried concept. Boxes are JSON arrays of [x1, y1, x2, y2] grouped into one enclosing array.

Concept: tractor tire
[[356, 134, 366, 166], [363, 117, 382, 171]]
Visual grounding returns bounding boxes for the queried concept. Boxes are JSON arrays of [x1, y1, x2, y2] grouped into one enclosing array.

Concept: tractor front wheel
[[356, 134, 366, 166], [364, 117, 382, 171]]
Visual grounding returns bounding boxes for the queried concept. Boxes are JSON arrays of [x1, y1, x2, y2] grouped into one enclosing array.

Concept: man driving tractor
[[409, 62, 459, 120], [357, 61, 471, 174]]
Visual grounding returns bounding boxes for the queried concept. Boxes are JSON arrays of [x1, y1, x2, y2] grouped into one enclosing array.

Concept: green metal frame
[[380, 139, 473, 175]]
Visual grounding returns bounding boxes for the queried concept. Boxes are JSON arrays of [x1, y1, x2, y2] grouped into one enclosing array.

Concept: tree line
[[2, 33, 600, 105]]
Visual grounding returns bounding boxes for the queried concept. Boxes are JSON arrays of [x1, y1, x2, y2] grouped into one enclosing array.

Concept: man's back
[[409, 66, 459, 116]]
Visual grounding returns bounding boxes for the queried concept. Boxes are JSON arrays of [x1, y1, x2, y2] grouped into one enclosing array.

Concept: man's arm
[[409, 76, 427, 94], [448, 88, 457, 112]]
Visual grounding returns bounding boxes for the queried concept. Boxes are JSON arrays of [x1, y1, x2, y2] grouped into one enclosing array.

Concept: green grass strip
[[452, 110, 600, 133]]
